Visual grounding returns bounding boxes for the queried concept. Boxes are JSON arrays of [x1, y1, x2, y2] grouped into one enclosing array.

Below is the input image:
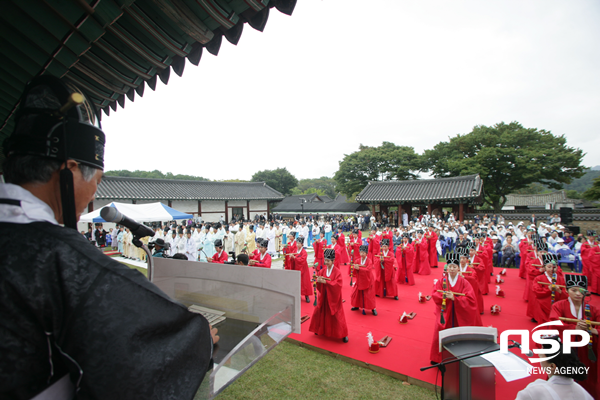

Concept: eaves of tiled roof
[[96, 176, 284, 200], [0, 0, 297, 163], [355, 174, 483, 204]]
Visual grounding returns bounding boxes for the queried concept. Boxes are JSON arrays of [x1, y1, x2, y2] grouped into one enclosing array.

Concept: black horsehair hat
[[565, 274, 587, 290], [297, 236, 305, 244], [380, 238, 390, 246], [359, 244, 369, 252], [324, 248, 336, 260], [3, 75, 105, 230], [214, 239, 223, 248]]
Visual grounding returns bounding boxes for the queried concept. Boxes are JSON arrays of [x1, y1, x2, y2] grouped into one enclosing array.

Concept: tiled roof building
[[355, 175, 484, 222], [89, 176, 283, 223]]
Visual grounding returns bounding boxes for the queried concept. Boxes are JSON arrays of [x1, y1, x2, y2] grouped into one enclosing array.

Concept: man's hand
[[210, 324, 220, 345], [576, 321, 589, 331]]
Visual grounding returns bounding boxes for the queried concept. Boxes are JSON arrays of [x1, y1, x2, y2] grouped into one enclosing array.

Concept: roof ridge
[[103, 176, 267, 185], [365, 174, 480, 185]]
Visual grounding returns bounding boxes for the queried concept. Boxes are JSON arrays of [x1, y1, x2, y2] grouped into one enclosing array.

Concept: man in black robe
[[0, 75, 217, 399]]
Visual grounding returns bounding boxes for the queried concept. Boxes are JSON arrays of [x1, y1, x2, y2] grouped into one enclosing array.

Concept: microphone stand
[[420, 342, 520, 400], [133, 237, 154, 282]]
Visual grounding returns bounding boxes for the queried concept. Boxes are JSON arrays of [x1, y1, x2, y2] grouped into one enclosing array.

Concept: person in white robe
[[175, 231, 186, 255], [201, 228, 216, 261], [185, 232, 198, 261], [234, 224, 246, 255], [266, 224, 276, 256]]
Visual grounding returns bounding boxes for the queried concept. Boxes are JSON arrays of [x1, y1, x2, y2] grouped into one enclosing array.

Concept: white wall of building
[[171, 200, 198, 215]]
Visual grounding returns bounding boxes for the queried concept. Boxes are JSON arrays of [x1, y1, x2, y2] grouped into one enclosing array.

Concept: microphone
[[511, 340, 534, 357], [101, 207, 154, 238]]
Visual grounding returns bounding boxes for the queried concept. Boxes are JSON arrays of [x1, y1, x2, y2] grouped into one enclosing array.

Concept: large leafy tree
[[292, 177, 337, 198], [334, 142, 421, 198], [251, 167, 298, 196], [421, 122, 585, 211]]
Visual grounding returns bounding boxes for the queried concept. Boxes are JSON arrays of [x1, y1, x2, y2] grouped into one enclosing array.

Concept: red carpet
[[290, 263, 600, 400]]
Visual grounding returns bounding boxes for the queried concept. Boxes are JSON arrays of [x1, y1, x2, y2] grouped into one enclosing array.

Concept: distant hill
[[104, 169, 209, 181], [562, 169, 600, 192]]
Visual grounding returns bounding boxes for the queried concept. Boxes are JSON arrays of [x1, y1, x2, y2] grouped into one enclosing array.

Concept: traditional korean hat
[[543, 253, 558, 265], [215, 223, 222, 229], [467, 242, 476, 249], [3, 75, 105, 229], [324, 248, 336, 260], [417, 230, 424, 234], [359, 244, 369, 252], [565, 274, 587, 290], [353, 229, 359, 234], [445, 251, 460, 265], [380, 238, 390, 246], [587, 230, 597, 237], [457, 248, 469, 257], [214, 239, 223, 248], [402, 233, 410, 238], [297, 236, 305, 244], [535, 240, 546, 252], [257, 238, 267, 248]]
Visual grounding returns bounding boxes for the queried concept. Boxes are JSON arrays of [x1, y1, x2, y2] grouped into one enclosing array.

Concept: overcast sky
[[102, 0, 600, 181]]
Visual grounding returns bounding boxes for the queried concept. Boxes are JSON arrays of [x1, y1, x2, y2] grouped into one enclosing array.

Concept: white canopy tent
[[79, 202, 193, 223]]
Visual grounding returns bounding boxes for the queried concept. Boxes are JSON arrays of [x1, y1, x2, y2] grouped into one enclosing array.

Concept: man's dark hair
[[236, 254, 249, 265], [541, 339, 588, 381]]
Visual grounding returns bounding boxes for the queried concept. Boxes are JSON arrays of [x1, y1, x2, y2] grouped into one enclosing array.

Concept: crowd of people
[[86, 209, 600, 398]]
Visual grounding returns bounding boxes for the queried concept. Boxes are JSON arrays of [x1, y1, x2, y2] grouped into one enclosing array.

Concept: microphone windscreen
[[101, 207, 120, 222]]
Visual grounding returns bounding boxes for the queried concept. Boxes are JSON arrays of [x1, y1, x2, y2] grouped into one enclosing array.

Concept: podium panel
[[443, 340, 498, 400], [152, 258, 301, 399]]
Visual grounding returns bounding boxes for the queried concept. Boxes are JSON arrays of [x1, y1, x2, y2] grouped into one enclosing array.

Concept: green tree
[[566, 190, 582, 199], [584, 176, 600, 201], [291, 187, 327, 196], [334, 142, 421, 197], [251, 168, 298, 196], [421, 122, 585, 211], [292, 177, 337, 198]]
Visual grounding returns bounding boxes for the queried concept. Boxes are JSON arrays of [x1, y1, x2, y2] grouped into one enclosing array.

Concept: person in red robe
[[549, 274, 599, 399], [367, 227, 381, 260], [483, 235, 494, 281], [430, 262, 482, 363], [335, 228, 351, 273], [208, 239, 229, 263], [309, 248, 349, 343], [395, 234, 415, 286], [426, 227, 439, 269], [283, 232, 298, 270], [248, 239, 271, 268], [459, 254, 483, 314], [350, 245, 377, 315], [347, 229, 361, 265], [313, 231, 326, 270], [581, 231, 600, 294], [381, 225, 393, 242], [532, 260, 567, 324], [526, 246, 546, 321], [518, 229, 536, 279], [468, 246, 488, 295], [474, 236, 492, 283], [415, 230, 431, 275], [290, 236, 313, 303], [374, 239, 399, 300]]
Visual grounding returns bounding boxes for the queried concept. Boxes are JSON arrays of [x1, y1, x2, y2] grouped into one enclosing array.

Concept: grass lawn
[[116, 257, 436, 400], [215, 340, 436, 400]]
